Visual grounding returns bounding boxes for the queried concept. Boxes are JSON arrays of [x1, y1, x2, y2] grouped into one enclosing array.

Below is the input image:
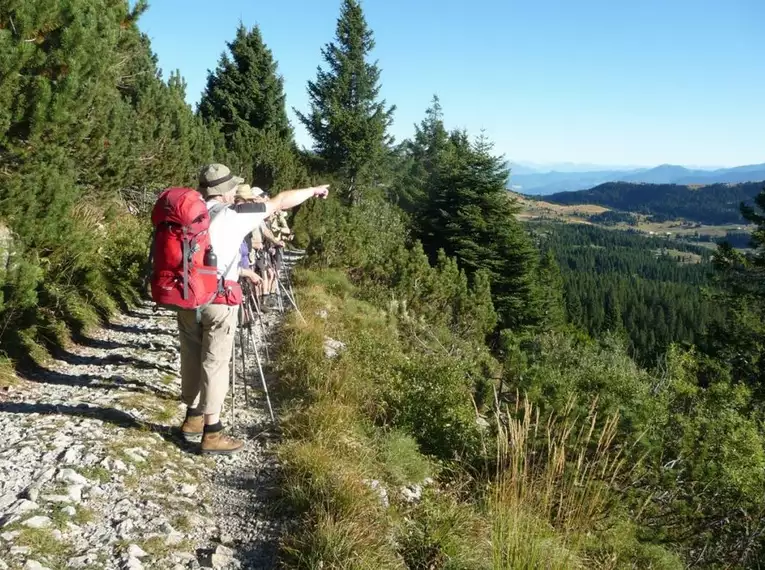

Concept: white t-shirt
[[206, 200, 268, 282]]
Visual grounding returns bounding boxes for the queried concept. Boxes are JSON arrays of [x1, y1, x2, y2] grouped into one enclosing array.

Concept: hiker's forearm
[[267, 188, 316, 213]]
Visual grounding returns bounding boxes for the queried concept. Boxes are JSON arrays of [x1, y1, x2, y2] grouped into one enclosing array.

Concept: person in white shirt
[[177, 163, 329, 454]]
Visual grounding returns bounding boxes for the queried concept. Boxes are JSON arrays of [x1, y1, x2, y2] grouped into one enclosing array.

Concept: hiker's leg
[[177, 310, 203, 409], [198, 305, 238, 421], [198, 304, 244, 454]]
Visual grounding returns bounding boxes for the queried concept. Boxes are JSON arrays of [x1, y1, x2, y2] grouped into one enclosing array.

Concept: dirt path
[[0, 254, 301, 570]]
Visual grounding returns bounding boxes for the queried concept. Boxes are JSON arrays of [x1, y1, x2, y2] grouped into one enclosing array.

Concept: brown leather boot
[[180, 415, 204, 442], [200, 431, 244, 455]]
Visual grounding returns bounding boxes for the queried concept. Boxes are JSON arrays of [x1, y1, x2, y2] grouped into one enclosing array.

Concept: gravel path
[[0, 253, 302, 570]]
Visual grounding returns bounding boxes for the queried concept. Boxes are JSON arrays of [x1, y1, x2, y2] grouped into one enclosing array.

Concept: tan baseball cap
[[197, 164, 244, 197]]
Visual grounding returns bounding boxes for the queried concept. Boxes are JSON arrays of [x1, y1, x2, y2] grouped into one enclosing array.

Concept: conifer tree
[[199, 24, 302, 190], [0, 0, 213, 357], [537, 249, 566, 329], [603, 289, 623, 333], [421, 132, 542, 330], [707, 188, 765, 394], [296, 0, 395, 203], [394, 95, 449, 215]]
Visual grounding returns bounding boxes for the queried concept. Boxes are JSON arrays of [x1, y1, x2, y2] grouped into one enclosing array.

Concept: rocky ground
[[0, 255, 302, 570]]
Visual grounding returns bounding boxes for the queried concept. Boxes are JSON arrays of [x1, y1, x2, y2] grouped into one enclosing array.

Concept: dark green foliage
[[537, 249, 566, 330], [0, 0, 213, 360], [545, 181, 762, 225], [296, 0, 395, 203], [199, 24, 305, 191], [394, 100, 542, 331], [587, 210, 638, 226], [539, 223, 723, 365], [705, 188, 765, 396]]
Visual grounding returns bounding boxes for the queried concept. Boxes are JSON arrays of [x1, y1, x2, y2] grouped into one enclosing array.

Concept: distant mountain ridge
[[509, 162, 765, 195], [542, 181, 763, 225]]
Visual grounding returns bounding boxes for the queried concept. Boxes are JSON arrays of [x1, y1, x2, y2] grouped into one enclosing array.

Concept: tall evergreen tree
[[296, 0, 395, 203], [393, 95, 449, 215], [707, 188, 765, 395], [421, 132, 542, 330], [537, 249, 566, 329], [199, 24, 302, 190], [603, 289, 623, 333], [0, 0, 213, 358]]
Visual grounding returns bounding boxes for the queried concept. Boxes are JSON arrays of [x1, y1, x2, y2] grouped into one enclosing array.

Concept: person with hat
[[235, 184, 279, 302], [176, 164, 329, 454]]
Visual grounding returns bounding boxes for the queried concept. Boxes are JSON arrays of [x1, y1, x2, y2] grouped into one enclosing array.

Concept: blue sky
[[137, 0, 764, 168]]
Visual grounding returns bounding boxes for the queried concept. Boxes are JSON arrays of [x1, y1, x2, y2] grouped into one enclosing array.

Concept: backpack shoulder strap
[[207, 203, 230, 223]]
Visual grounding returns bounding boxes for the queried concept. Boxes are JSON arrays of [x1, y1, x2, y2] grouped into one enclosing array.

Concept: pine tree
[[199, 24, 302, 190], [0, 0, 213, 358], [394, 95, 449, 215], [603, 289, 622, 332], [538, 249, 566, 329], [296, 0, 395, 203], [421, 132, 541, 330]]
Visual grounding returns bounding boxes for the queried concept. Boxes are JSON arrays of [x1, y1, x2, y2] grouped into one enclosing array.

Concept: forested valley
[[536, 224, 724, 366], [2, 1, 765, 568], [544, 180, 763, 224]]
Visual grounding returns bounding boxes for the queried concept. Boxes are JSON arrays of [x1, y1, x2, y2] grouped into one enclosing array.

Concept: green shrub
[[398, 490, 492, 570], [386, 354, 481, 462], [376, 430, 432, 487]]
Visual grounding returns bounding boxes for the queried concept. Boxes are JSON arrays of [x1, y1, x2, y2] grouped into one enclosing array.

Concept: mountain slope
[[544, 181, 763, 225]]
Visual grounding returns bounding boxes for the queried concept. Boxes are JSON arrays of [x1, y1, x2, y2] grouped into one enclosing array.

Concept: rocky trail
[[0, 254, 302, 570]]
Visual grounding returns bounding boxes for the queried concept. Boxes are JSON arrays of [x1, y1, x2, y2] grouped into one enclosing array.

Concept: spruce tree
[[199, 24, 302, 190], [394, 95, 449, 215], [603, 289, 623, 332], [707, 188, 765, 394], [421, 132, 542, 330], [296, 0, 395, 203], [0, 0, 213, 358], [537, 249, 566, 329]]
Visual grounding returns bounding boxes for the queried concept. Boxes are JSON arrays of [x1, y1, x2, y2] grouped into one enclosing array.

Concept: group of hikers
[[157, 163, 329, 456]]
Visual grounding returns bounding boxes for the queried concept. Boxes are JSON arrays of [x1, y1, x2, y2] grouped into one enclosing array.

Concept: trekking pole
[[276, 278, 307, 325], [238, 305, 250, 407], [274, 261, 285, 314], [230, 332, 237, 430], [238, 281, 275, 423], [250, 290, 270, 363], [248, 323, 276, 424], [241, 295, 276, 424]]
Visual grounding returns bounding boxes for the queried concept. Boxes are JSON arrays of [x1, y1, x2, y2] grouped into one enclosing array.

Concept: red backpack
[[148, 187, 222, 311]]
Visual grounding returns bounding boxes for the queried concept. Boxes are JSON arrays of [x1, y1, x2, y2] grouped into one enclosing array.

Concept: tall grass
[[275, 270, 683, 569], [490, 394, 646, 569]]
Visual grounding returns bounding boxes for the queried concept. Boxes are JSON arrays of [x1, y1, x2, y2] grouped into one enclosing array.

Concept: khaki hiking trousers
[[177, 305, 239, 415]]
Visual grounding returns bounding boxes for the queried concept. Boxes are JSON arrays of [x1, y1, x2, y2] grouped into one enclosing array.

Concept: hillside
[[510, 163, 765, 195], [543, 181, 763, 225]]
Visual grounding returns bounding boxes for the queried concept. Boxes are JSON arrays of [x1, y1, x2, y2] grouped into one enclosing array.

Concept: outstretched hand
[[313, 185, 330, 199]]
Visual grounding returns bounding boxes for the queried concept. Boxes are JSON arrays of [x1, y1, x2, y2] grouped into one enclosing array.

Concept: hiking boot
[[200, 431, 244, 455], [180, 414, 204, 442]]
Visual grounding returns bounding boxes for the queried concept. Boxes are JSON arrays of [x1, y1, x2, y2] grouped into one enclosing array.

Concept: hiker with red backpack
[[149, 163, 328, 454]]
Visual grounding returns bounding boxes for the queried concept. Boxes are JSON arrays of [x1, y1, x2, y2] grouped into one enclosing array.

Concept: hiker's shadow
[[105, 322, 176, 337], [0, 401, 196, 452], [23, 363, 177, 401], [72, 335, 170, 354], [53, 348, 177, 375]]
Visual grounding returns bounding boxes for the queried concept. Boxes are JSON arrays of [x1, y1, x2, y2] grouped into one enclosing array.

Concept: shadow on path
[[105, 322, 175, 337], [72, 335, 170, 354], [53, 348, 177, 375], [0, 401, 195, 452], [21, 363, 177, 400]]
